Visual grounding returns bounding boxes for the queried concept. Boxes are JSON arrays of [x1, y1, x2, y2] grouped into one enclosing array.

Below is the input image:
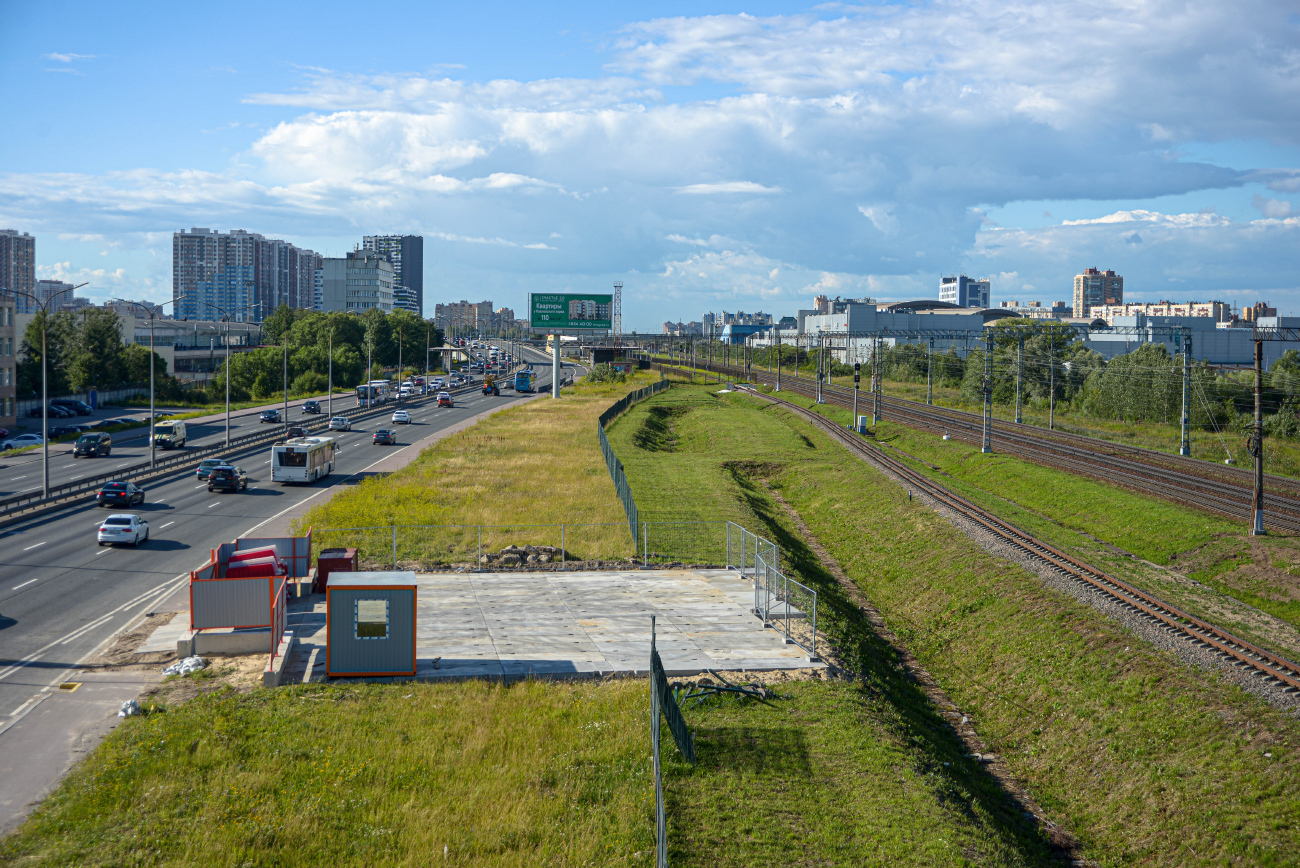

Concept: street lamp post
[[13, 282, 86, 498], [114, 295, 189, 468], [328, 326, 334, 420], [201, 301, 260, 448]]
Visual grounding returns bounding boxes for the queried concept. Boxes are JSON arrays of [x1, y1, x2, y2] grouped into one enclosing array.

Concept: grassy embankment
[[661, 361, 1300, 648], [754, 382, 1300, 658], [607, 382, 1300, 866], [666, 353, 1300, 479], [1, 374, 1065, 866]]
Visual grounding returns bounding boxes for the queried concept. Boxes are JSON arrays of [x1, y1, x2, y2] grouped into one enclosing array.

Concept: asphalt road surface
[[0, 368, 553, 720]]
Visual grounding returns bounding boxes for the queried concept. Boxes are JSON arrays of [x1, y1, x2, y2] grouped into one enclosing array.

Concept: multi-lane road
[[0, 358, 561, 721]]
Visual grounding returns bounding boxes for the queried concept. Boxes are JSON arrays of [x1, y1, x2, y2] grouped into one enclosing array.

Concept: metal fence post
[[477, 525, 482, 571], [561, 524, 566, 571], [643, 521, 648, 566], [726, 522, 732, 569], [391, 524, 397, 569]]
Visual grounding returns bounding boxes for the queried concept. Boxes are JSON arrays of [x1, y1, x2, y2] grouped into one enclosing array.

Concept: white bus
[[271, 436, 337, 484]]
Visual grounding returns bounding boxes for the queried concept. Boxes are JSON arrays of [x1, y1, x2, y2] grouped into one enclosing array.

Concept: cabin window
[[355, 599, 388, 639]]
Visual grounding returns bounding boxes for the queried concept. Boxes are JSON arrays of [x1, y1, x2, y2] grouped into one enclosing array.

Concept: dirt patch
[[78, 611, 267, 707]]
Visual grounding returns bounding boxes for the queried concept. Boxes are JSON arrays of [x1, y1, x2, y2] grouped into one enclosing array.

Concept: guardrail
[[0, 381, 485, 519]]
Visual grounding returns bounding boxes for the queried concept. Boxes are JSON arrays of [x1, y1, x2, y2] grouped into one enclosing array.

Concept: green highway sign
[[529, 293, 613, 331]]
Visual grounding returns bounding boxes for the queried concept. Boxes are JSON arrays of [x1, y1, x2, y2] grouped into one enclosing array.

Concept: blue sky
[[3, 0, 1299, 327]]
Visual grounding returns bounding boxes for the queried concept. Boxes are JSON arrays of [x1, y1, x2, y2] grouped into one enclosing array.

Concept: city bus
[[513, 369, 536, 392], [271, 436, 337, 484]]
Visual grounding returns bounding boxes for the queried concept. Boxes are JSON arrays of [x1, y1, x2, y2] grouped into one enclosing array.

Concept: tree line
[[17, 305, 444, 404]]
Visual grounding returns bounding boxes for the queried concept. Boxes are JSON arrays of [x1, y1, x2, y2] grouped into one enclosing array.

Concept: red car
[[437, 392, 453, 407]]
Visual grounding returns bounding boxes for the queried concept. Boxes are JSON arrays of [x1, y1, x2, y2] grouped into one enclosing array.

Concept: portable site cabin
[[326, 572, 417, 677]]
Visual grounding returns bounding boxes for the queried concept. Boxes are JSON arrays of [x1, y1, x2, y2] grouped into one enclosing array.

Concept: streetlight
[[113, 295, 189, 468], [327, 325, 334, 420], [12, 282, 85, 498], [201, 301, 261, 448]]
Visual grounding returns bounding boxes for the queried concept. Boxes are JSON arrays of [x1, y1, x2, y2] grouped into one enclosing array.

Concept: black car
[[259, 409, 282, 423], [207, 465, 248, 492], [284, 425, 306, 439], [74, 432, 112, 457], [50, 399, 93, 416], [96, 481, 145, 507], [48, 425, 79, 438], [372, 428, 397, 445], [302, 400, 321, 414]]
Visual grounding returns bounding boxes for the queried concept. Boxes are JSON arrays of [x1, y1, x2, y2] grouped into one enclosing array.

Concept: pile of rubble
[[479, 544, 571, 567]]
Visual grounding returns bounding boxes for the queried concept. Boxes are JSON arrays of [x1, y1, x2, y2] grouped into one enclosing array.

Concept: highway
[[0, 363, 556, 720], [0, 393, 391, 499]]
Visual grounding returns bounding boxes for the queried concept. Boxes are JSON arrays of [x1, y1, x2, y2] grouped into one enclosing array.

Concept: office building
[[1073, 267, 1124, 317], [315, 250, 395, 313], [0, 230, 36, 313], [362, 235, 423, 315], [939, 274, 991, 308], [172, 228, 321, 322], [997, 300, 1071, 320]]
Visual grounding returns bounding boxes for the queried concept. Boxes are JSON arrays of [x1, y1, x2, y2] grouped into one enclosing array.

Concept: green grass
[[608, 383, 1300, 866], [294, 373, 663, 566]]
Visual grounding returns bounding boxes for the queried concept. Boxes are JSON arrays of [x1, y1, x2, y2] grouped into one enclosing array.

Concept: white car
[[391, 410, 412, 424], [328, 416, 351, 432], [97, 514, 149, 547], [1, 434, 43, 451]]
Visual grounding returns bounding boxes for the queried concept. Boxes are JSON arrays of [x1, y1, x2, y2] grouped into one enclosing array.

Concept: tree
[[67, 307, 126, 391], [16, 310, 76, 397]]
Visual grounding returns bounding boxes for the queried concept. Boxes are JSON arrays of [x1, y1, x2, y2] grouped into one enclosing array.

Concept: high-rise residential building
[[433, 300, 493, 333], [393, 286, 419, 314], [362, 235, 423, 315], [1243, 301, 1278, 323], [315, 250, 395, 313], [33, 279, 79, 311], [1089, 300, 1229, 324], [172, 228, 321, 322], [1072, 267, 1123, 317], [939, 274, 991, 308], [0, 230, 36, 313]]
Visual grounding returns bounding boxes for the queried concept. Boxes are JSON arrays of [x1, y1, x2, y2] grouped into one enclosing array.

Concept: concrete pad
[[134, 612, 190, 653], [279, 567, 821, 683]]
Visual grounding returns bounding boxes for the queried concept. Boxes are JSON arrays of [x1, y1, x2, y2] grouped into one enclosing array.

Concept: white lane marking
[[0, 571, 190, 683], [207, 502, 221, 509], [58, 612, 114, 645], [12, 475, 25, 480], [194, 484, 206, 488], [11, 578, 40, 590], [160, 521, 175, 529], [94, 548, 111, 557], [116, 462, 130, 467], [22, 542, 45, 551]]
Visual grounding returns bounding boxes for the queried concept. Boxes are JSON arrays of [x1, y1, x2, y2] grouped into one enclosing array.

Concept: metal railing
[[313, 522, 633, 570], [725, 521, 817, 660]]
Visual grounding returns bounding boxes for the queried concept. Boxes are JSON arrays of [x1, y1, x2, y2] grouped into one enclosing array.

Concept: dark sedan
[[96, 481, 145, 508], [372, 429, 398, 445], [259, 409, 282, 423]]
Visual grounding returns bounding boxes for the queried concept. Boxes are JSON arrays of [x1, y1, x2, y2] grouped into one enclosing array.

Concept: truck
[[482, 374, 499, 396]]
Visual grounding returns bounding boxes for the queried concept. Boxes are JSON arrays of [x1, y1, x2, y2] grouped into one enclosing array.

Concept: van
[[153, 420, 186, 449], [74, 431, 112, 458]]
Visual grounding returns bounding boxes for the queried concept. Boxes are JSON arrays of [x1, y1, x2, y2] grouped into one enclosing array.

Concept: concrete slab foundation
[[281, 568, 821, 683]]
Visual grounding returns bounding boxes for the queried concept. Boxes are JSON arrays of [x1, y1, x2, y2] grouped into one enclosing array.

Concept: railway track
[[661, 359, 1300, 533], [746, 386, 1300, 697]]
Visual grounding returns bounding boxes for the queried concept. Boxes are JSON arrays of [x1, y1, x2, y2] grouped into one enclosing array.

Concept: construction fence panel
[[642, 521, 728, 567], [191, 576, 273, 630]]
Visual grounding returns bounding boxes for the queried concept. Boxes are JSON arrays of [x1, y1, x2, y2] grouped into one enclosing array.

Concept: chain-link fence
[[597, 376, 671, 543], [313, 522, 635, 570]]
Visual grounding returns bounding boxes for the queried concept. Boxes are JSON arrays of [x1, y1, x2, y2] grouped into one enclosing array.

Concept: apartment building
[[0, 230, 36, 314], [1089, 300, 1230, 325], [997, 300, 1071, 320], [315, 250, 395, 313], [362, 235, 423, 315], [1073, 267, 1124, 317], [173, 228, 321, 322], [433, 299, 493, 333]]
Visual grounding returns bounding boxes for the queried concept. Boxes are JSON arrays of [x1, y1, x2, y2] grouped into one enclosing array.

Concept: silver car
[[97, 514, 149, 547], [328, 416, 351, 432]]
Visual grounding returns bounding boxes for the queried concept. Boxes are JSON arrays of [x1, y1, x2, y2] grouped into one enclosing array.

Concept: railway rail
[[658, 358, 1300, 533], [746, 385, 1300, 696]]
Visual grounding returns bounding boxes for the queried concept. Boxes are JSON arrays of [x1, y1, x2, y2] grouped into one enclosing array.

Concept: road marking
[[160, 521, 175, 529], [11, 578, 40, 590], [23, 542, 45, 551], [13, 475, 25, 480], [116, 462, 130, 467], [94, 548, 111, 557], [58, 612, 114, 645], [194, 484, 206, 488], [0, 572, 190, 683]]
